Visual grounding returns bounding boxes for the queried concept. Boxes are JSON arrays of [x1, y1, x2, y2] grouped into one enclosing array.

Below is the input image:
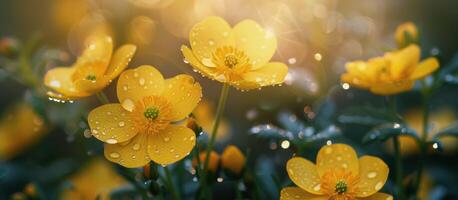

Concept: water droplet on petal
[[139, 78, 145, 86], [133, 143, 140, 150], [367, 172, 377, 179], [110, 152, 120, 158], [375, 181, 384, 190], [163, 137, 170, 142], [313, 184, 321, 191], [107, 139, 118, 144], [122, 99, 135, 111], [118, 121, 125, 127]]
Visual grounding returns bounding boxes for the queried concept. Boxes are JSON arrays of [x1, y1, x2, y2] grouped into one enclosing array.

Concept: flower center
[[211, 46, 252, 82], [321, 169, 359, 200], [86, 74, 96, 81], [132, 96, 173, 134], [224, 54, 239, 68], [144, 107, 159, 120], [335, 180, 348, 194]]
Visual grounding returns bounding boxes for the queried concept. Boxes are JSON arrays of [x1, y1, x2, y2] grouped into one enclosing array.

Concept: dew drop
[[83, 129, 92, 138], [118, 121, 125, 127], [110, 152, 120, 158], [122, 99, 135, 111], [313, 183, 321, 191], [367, 172, 377, 179], [163, 137, 170, 142], [133, 143, 140, 150], [139, 78, 145, 86], [375, 181, 383, 190], [107, 139, 118, 144]]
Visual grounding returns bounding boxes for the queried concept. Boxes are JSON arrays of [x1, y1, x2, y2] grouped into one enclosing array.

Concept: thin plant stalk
[[200, 83, 230, 198], [164, 166, 181, 200]]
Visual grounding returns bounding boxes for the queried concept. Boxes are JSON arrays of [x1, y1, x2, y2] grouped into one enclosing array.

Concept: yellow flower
[[0, 104, 47, 160], [221, 145, 245, 175], [395, 22, 418, 48], [181, 16, 288, 90], [193, 99, 231, 142], [61, 159, 126, 200], [341, 44, 439, 95], [281, 144, 392, 200], [386, 108, 457, 155], [44, 33, 137, 100], [193, 150, 220, 173], [88, 65, 202, 167]]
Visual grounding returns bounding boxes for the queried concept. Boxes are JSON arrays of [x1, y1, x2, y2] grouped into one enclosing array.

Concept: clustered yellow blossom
[[281, 144, 392, 200], [44, 33, 136, 100], [0, 104, 47, 160], [182, 16, 288, 90], [88, 65, 202, 167], [341, 44, 439, 95], [193, 145, 245, 175]]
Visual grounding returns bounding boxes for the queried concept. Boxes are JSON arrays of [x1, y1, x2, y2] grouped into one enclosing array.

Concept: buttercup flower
[[193, 151, 220, 172], [386, 108, 457, 155], [88, 65, 202, 167], [281, 143, 392, 200], [221, 145, 245, 175], [0, 103, 47, 160], [44, 33, 136, 100], [341, 44, 439, 95], [61, 159, 126, 200], [395, 22, 418, 48], [181, 16, 288, 90]]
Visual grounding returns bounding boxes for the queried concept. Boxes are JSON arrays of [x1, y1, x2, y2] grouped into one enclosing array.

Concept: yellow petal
[[148, 125, 196, 165], [44, 67, 87, 97], [76, 34, 113, 69], [189, 16, 235, 62], [232, 19, 277, 69], [358, 192, 393, 200], [316, 144, 359, 177], [104, 133, 150, 168], [162, 75, 202, 121], [356, 156, 389, 197], [369, 81, 414, 96], [74, 76, 111, 94], [280, 187, 327, 200], [46, 91, 87, 101], [88, 104, 138, 144], [181, 45, 216, 78], [386, 44, 420, 79], [286, 157, 323, 195], [105, 44, 137, 79], [409, 57, 439, 80], [241, 62, 288, 88], [341, 74, 370, 89], [117, 65, 165, 111]]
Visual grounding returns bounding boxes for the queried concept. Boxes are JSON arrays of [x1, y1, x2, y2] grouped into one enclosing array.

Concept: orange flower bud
[[221, 145, 245, 175], [193, 151, 220, 172], [24, 183, 37, 197]]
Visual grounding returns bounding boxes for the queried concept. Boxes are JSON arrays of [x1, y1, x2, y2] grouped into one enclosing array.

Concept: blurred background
[[1, 0, 457, 199]]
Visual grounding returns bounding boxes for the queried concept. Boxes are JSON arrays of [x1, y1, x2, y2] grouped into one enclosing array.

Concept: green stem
[[414, 87, 431, 196], [392, 136, 405, 200], [95, 92, 110, 104], [235, 179, 243, 200], [164, 166, 181, 200], [200, 83, 230, 198], [385, 96, 405, 200]]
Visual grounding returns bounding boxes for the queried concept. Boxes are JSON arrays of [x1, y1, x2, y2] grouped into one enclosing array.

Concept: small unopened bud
[[193, 151, 220, 173], [0, 37, 20, 58], [395, 22, 418, 49], [24, 183, 37, 198], [186, 117, 202, 136], [221, 145, 246, 176]]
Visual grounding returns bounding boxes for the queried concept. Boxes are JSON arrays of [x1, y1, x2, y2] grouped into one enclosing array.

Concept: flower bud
[[193, 151, 220, 172], [395, 22, 418, 48], [221, 145, 245, 176], [0, 37, 20, 58], [24, 183, 37, 198], [186, 117, 203, 136], [143, 162, 159, 180]]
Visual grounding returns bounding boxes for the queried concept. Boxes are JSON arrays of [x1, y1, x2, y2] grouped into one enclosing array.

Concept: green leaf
[[338, 106, 396, 126], [433, 122, 458, 139], [362, 123, 420, 144]]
